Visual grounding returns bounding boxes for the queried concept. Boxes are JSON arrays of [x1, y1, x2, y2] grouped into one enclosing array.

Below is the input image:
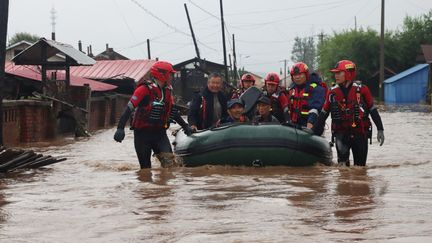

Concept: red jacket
[[130, 82, 173, 130], [323, 82, 373, 134]]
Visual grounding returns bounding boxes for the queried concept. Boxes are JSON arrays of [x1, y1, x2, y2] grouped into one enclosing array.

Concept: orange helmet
[[264, 72, 280, 85], [330, 60, 356, 81], [290, 62, 309, 79], [150, 61, 176, 82], [241, 73, 255, 84]]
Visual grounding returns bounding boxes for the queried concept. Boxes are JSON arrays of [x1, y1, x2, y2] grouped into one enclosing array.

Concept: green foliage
[[316, 9, 432, 93], [8, 32, 40, 46], [291, 36, 316, 71], [393, 11, 432, 69], [318, 28, 379, 83]]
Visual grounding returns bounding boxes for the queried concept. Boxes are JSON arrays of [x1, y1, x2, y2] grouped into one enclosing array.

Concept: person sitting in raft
[[220, 99, 248, 124], [253, 96, 279, 123]]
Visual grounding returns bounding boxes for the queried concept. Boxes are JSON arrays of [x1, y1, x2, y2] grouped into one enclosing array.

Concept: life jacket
[[262, 89, 285, 123], [329, 82, 371, 134], [288, 82, 318, 124], [132, 81, 173, 130]]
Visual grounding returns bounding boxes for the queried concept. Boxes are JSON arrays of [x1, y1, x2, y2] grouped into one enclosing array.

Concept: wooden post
[[184, 3, 201, 60], [0, 0, 10, 146], [220, 0, 229, 84], [379, 0, 385, 102], [147, 39, 151, 59], [232, 34, 238, 82]]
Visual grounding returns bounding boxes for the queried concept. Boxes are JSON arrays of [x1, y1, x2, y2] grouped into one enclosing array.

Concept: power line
[[112, 0, 146, 56], [188, 0, 234, 52], [225, 0, 347, 16], [226, 1, 359, 30], [130, 0, 218, 52]]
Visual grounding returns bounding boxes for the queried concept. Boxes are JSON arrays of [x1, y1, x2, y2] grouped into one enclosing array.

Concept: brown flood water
[[1, 110, 432, 242]]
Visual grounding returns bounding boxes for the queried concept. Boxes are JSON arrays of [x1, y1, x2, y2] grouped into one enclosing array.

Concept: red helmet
[[150, 61, 176, 82], [290, 62, 309, 79], [264, 72, 280, 85], [241, 73, 255, 83], [330, 60, 356, 81]]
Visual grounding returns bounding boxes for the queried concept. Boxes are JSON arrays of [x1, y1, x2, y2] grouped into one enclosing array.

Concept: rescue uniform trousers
[[134, 128, 172, 169], [335, 133, 368, 166]]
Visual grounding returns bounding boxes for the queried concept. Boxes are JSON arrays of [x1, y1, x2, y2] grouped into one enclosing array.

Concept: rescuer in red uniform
[[114, 61, 191, 169], [286, 62, 326, 129], [261, 72, 289, 123], [231, 73, 256, 99], [313, 60, 385, 166]]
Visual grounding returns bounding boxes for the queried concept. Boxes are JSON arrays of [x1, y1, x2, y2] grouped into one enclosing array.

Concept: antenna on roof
[[50, 6, 57, 40]]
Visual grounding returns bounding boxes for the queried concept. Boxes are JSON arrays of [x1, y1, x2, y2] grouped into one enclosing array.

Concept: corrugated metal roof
[[70, 59, 155, 82], [5, 62, 116, 92], [384, 64, 429, 84], [421, 45, 432, 64], [12, 38, 95, 66]]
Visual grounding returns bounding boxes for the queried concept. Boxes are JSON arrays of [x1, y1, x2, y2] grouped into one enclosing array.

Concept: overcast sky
[[7, 0, 432, 74]]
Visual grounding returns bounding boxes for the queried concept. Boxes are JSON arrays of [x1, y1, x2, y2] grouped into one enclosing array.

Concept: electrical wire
[[112, 0, 146, 56], [130, 0, 218, 52]]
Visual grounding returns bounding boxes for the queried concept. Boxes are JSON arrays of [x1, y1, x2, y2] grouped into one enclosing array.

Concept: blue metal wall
[[384, 64, 429, 104]]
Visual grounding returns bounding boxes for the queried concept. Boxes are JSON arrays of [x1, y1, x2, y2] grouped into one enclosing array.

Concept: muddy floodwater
[[1, 110, 432, 242]]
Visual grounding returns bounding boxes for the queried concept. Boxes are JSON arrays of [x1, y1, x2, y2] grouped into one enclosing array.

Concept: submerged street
[[1, 110, 432, 242]]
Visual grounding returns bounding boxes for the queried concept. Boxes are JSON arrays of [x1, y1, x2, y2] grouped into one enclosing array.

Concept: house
[[384, 64, 430, 104], [70, 59, 155, 94], [94, 44, 129, 61], [6, 40, 65, 62], [1, 38, 125, 146], [172, 57, 228, 103]]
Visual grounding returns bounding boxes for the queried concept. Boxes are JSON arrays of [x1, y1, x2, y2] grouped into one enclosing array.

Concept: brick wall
[[2, 94, 131, 145], [2, 105, 20, 145], [2, 100, 55, 145]]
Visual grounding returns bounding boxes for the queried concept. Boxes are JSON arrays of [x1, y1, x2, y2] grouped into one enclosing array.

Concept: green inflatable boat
[[173, 123, 333, 167]]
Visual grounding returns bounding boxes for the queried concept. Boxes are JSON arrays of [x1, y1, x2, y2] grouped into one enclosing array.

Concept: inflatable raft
[[173, 123, 333, 167]]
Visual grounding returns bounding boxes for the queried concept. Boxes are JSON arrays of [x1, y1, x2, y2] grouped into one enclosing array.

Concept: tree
[[318, 28, 379, 81], [392, 10, 432, 70], [291, 36, 316, 71], [8, 32, 39, 46]]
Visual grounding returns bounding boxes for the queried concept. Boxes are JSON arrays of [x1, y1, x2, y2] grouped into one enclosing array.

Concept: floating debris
[[0, 146, 67, 173]]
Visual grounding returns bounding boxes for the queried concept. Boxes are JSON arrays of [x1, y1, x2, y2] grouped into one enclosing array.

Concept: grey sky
[[7, 0, 432, 74]]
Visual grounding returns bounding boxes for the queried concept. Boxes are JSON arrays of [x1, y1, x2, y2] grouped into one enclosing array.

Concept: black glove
[[114, 128, 125, 142], [377, 130, 384, 146]]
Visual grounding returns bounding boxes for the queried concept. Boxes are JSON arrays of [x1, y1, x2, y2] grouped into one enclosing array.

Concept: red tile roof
[[70, 59, 156, 82], [5, 62, 117, 92]]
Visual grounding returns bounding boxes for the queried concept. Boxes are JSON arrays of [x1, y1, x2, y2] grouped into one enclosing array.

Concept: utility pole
[[379, 0, 385, 102], [50, 7, 56, 40], [219, 0, 229, 84], [354, 16, 357, 31], [0, 0, 9, 146], [284, 59, 287, 88], [184, 3, 201, 60], [147, 39, 151, 59], [232, 34, 238, 82]]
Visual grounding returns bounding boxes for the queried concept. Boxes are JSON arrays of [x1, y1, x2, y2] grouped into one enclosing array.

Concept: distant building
[[6, 40, 65, 62], [94, 44, 129, 61], [384, 64, 430, 104], [71, 59, 155, 94], [173, 57, 227, 104]]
